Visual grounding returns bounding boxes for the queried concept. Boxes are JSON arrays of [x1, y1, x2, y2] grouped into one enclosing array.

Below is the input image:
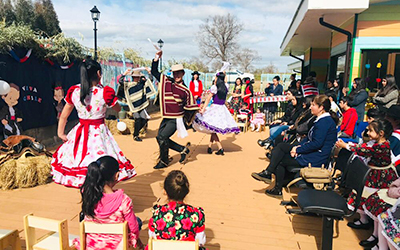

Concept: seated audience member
[[257, 89, 303, 149], [336, 120, 397, 239], [376, 194, 400, 250], [373, 74, 399, 109], [326, 92, 342, 118], [362, 178, 400, 249], [250, 107, 265, 132], [293, 79, 302, 96], [148, 170, 206, 250], [238, 103, 251, 122], [345, 77, 368, 123], [73, 156, 143, 249], [338, 96, 358, 138], [252, 95, 338, 197], [362, 108, 384, 143]]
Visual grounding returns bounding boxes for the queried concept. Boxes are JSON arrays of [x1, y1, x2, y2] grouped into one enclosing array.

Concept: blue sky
[[52, 0, 300, 71]]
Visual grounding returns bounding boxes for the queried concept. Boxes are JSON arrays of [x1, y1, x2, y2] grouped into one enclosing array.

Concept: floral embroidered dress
[[148, 201, 206, 247], [229, 85, 242, 113], [51, 84, 136, 188], [73, 190, 140, 249], [378, 199, 400, 249], [347, 141, 398, 210], [251, 112, 265, 126]]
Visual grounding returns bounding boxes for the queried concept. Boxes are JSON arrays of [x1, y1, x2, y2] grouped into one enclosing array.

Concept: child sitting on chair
[[238, 103, 251, 122], [73, 156, 143, 250], [147, 170, 206, 250], [250, 107, 265, 132]]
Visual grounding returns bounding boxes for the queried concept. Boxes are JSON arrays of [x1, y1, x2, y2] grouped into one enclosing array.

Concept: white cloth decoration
[[220, 61, 231, 72], [176, 117, 188, 138]]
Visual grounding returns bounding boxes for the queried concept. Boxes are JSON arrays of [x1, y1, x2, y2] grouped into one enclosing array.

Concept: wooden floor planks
[[0, 116, 368, 249]]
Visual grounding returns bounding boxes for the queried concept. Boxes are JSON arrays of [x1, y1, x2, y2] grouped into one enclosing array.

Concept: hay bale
[[15, 156, 38, 188], [105, 119, 134, 135], [33, 155, 52, 185], [0, 159, 17, 190]]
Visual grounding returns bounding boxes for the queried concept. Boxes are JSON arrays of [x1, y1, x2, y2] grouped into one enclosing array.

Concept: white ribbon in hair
[[220, 61, 231, 72]]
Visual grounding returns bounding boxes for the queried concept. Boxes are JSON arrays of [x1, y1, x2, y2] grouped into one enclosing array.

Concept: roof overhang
[[280, 0, 370, 56]]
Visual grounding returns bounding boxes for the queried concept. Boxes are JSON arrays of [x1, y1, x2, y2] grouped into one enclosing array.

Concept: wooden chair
[[148, 237, 199, 250], [80, 221, 133, 250], [236, 114, 249, 132], [23, 214, 78, 250], [0, 229, 21, 250]]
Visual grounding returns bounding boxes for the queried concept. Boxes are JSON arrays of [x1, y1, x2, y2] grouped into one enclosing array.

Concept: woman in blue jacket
[[251, 95, 338, 197]]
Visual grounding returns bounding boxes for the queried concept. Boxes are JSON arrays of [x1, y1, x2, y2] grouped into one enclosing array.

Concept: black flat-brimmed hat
[[383, 105, 400, 119], [191, 71, 200, 76]]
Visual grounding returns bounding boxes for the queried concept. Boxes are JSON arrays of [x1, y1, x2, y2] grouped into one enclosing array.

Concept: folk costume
[[51, 84, 136, 188], [151, 61, 199, 169], [189, 71, 203, 105], [193, 82, 240, 135], [118, 70, 156, 140]]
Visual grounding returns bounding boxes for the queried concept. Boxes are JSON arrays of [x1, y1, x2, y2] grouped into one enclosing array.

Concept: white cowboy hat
[[171, 64, 184, 72]]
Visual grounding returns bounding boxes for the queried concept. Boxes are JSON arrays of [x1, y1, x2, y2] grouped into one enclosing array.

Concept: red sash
[[74, 118, 105, 162]]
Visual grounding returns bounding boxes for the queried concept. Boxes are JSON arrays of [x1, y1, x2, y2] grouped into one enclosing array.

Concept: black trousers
[[133, 118, 147, 137], [266, 142, 301, 189], [156, 118, 184, 164]]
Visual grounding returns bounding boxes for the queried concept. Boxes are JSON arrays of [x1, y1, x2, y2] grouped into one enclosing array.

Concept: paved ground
[[0, 114, 369, 249]]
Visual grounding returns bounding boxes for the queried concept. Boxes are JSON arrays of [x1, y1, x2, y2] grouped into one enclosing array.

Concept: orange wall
[[357, 20, 400, 37]]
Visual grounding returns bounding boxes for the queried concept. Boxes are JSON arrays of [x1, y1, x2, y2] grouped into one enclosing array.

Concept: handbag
[[300, 163, 332, 184]]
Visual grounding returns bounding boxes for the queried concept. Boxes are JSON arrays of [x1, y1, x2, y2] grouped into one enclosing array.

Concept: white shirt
[[315, 112, 330, 122], [194, 80, 199, 92]]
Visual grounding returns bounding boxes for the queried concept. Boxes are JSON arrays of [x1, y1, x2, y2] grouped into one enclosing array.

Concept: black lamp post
[[157, 39, 164, 70], [90, 6, 100, 61]]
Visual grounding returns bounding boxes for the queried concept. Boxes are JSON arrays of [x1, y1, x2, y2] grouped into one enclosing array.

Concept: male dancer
[[151, 50, 199, 169], [118, 69, 156, 141]]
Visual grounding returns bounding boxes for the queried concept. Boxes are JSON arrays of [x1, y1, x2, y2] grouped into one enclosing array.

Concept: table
[[249, 95, 288, 104]]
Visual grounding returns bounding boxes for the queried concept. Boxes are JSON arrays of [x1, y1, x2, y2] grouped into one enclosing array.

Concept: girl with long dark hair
[[345, 77, 368, 123], [51, 58, 136, 188], [72, 156, 143, 249], [373, 74, 399, 109], [193, 72, 240, 155]]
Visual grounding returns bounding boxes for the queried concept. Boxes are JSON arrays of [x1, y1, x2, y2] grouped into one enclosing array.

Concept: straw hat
[[171, 64, 184, 72], [130, 70, 142, 77]]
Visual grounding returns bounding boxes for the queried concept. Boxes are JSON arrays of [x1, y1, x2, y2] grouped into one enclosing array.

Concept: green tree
[[0, 0, 17, 26], [15, 0, 35, 27], [41, 0, 61, 36], [33, 1, 47, 34], [124, 48, 151, 67]]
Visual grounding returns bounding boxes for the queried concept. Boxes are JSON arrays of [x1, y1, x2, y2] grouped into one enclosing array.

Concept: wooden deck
[[0, 115, 368, 249]]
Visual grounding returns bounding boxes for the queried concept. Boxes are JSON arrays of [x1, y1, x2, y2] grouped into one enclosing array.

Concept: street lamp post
[[90, 6, 100, 61], [157, 39, 164, 71]]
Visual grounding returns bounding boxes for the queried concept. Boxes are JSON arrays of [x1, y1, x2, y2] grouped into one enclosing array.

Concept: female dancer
[[51, 59, 136, 188], [193, 72, 240, 155]]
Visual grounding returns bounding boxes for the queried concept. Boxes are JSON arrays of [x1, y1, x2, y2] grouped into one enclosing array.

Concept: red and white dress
[[51, 84, 136, 188]]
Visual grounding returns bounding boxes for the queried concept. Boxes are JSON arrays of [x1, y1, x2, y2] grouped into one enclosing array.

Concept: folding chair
[[80, 221, 132, 250], [291, 157, 370, 250], [236, 114, 248, 132], [148, 237, 199, 250], [0, 229, 21, 250], [23, 214, 78, 250]]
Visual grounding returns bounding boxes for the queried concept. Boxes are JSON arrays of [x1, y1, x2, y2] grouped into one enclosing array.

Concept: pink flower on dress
[[93, 89, 98, 95], [168, 227, 176, 238], [181, 218, 193, 230], [168, 202, 176, 211], [156, 218, 166, 231], [97, 150, 105, 155], [119, 151, 124, 156], [86, 105, 92, 111], [161, 206, 168, 212]]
